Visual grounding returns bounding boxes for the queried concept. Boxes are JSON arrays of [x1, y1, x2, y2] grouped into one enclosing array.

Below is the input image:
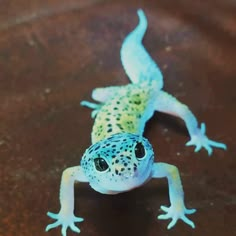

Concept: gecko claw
[[158, 205, 196, 229], [186, 123, 227, 155], [80, 100, 102, 118], [46, 211, 84, 236]]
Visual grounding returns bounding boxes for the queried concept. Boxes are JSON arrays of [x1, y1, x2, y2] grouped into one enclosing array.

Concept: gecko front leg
[[152, 163, 196, 229], [46, 166, 88, 236], [155, 90, 227, 155]]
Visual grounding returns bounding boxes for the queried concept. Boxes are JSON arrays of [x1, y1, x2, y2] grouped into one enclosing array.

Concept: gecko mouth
[[122, 171, 138, 179]]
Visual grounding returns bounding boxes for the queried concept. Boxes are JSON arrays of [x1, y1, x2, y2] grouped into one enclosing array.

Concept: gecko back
[[91, 81, 158, 144], [90, 9, 164, 144]]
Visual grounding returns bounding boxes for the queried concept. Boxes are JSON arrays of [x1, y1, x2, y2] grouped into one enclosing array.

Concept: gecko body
[[46, 9, 226, 236], [90, 80, 157, 143]]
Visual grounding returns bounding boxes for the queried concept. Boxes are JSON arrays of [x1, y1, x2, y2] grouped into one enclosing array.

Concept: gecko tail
[[120, 9, 163, 89], [131, 9, 148, 43]]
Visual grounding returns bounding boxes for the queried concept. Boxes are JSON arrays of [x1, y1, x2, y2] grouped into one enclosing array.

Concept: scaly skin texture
[[91, 81, 157, 143], [46, 9, 227, 236]]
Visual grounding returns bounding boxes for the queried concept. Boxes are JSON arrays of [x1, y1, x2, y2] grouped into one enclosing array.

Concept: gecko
[[46, 9, 226, 236]]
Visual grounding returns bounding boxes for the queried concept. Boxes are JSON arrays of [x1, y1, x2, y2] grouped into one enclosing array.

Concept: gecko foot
[[158, 205, 196, 229], [46, 211, 84, 236], [80, 100, 102, 118], [186, 123, 227, 155]]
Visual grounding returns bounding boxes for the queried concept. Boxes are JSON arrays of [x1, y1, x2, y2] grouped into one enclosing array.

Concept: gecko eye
[[94, 158, 109, 172], [134, 142, 146, 159]]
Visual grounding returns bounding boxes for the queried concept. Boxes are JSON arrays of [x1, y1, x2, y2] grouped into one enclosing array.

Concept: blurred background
[[0, 0, 235, 235]]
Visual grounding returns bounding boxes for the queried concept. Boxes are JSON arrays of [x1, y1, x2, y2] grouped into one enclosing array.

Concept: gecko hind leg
[[80, 100, 102, 118], [81, 85, 124, 118], [91, 85, 124, 103], [154, 90, 227, 155], [185, 122, 227, 155]]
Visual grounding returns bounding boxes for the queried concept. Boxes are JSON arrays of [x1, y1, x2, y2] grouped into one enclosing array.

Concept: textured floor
[[0, 0, 236, 236]]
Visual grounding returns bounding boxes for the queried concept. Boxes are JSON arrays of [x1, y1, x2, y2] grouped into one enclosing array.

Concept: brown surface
[[0, 0, 236, 236]]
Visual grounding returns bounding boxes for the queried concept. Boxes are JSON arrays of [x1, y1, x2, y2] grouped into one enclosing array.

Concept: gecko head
[[81, 133, 154, 193]]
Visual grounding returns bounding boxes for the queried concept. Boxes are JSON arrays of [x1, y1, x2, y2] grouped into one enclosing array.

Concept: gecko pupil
[[134, 142, 145, 159], [94, 158, 109, 171]]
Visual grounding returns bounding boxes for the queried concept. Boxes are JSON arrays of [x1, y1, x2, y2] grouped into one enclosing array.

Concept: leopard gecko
[[46, 9, 226, 236]]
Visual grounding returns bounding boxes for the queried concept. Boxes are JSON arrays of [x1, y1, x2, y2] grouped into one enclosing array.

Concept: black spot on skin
[[115, 169, 119, 175], [121, 168, 125, 172], [107, 128, 112, 133], [126, 156, 131, 160], [134, 100, 141, 105], [115, 160, 119, 163], [117, 123, 124, 130]]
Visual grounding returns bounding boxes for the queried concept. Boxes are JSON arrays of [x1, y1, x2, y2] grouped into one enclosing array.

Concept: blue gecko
[[46, 9, 226, 236]]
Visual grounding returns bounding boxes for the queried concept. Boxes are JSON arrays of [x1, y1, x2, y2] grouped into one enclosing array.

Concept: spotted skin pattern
[[82, 133, 154, 194], [46, 9, 227, 236], [91, 81, 157, 143]]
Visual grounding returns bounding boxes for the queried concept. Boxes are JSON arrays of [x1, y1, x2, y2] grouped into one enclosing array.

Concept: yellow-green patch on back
[[92, 83, 153, 143]]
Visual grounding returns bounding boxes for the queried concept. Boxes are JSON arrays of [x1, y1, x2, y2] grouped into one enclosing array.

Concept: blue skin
[[46, 9, 227, 236]]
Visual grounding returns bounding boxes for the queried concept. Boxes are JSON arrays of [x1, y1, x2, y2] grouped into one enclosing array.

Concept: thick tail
[[120, 9, 163, 89]]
